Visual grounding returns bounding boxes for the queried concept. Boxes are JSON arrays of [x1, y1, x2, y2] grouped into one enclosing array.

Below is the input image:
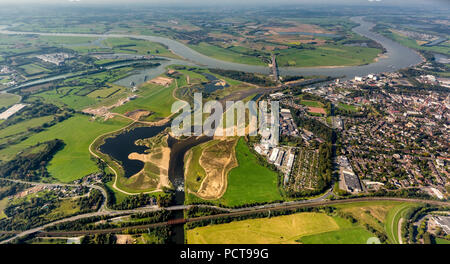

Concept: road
[[2, 193, 449, 244], [87, 79, 188, 196], [0, 178, 109, 212]]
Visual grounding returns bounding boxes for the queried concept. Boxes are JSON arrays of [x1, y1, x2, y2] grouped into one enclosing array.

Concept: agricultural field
[[112, 81, 177, 121], [7, 22, 109, 34], [32, 69, 134, 110], [435, 238, 450, 244], [187, 201, 420, 244], [189, 42, 268, 66], [0, 115, 54, 146], [34, 86, 99, 111], [0, 114, 131, 182], [187, 212, 372, 244], [87, 84, 124, 99], [0, 197, 8, 219], [102, 37, 181, 59], [187, 138, 282, 207], [38, 35, 98, 46], [0, 34, 41, 55], [377, 29, 450, 56], [19, 63, 51, 76], [276, 44, 381, 67], [43, 198, 82, 221], [0, 93, 21, 109], [171, 66, 257, 107], [335, 201, 420, 244]]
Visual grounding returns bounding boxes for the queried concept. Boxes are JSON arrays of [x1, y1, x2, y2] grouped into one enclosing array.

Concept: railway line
[[8, 197, 449, 241]]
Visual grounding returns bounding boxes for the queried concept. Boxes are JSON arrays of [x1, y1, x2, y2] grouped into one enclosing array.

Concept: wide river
[[0, 17, 423, 79]]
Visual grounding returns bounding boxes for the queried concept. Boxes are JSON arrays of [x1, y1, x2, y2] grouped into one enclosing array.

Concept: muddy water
[[99, 125, 212, 243], [167, 135, 212, 244]]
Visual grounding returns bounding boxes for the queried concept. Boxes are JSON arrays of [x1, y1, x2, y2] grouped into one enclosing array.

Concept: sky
[[0, 0, 447, 5], [0, 0, 447, 10]]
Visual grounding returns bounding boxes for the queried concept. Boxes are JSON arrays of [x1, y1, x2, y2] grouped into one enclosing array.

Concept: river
[[0, 16, 423, 81], [0, 16, 425, 244], [99, 124, 212, 244]]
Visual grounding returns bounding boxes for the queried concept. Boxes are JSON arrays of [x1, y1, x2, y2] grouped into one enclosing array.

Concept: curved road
[[0, 178, 109, 212]]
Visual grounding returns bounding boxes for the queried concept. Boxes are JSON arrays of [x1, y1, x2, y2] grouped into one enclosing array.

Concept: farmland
[[276, 44, 381, 67], [0, 93, 21, 109], [0, 115, 54, 146], [0, 114, 131, 182], [102, 37, 181, 59], [189, 42, 268, 66], [112, 81, 178, 121], [187, 212, 371, 244], [0, 197, 8, 219], [19, 64, 51, 76], [335, 201, 421, 244], [377, 28, 450, 56], [187, 201, 422, 244], [32, 68, 134, 111]]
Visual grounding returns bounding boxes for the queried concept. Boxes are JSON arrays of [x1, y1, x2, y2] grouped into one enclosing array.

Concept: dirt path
[[398, 218, 404, 244], [88, 79, 187, 196]]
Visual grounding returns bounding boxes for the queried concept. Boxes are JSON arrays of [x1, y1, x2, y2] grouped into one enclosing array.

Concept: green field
[[35, 86, 98, 110], [187, 212, 371, 244], [0, 93, 21, 108], [384, 203, 420, 244], [87, 84, 124, 99], [195, 137, 282, 207], [0, 115, 54, 145], [33, 68, 133, 110], [435, 238, 450, 244], [102, 37, 180, 59], [381, 30, 450, 56], [19, 63, 51, 75], [300, 100, 324, 107], [297, 217, 374, 244], [337, 102, 358, 112], [188, 200, 421, 244], [333, 201, 420, 244], [0, 114, 131, 182], [113, 81, 177, 121], [185, 140, 216, 193], [189, 42, 267, 66], [0, 34, 41, 55], [277, 44, 381, 67], [0, 197, 9, 219], [38, 35, 97, 45]]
